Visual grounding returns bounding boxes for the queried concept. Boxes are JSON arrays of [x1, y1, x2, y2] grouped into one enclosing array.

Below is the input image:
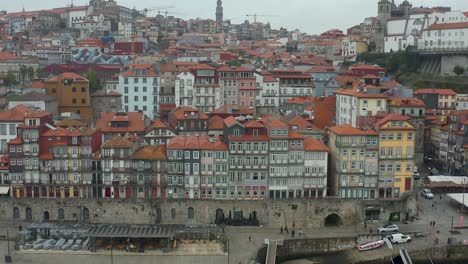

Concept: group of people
[[280, 225, 303, 238]]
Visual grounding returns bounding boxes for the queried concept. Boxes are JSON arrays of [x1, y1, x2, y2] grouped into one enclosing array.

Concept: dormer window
[[253, 129, 259, 137], [234, 129, 240, 136]]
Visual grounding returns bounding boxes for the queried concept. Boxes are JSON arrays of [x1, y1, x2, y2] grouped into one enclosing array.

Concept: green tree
[[36, 67, 48, 79], [454, 65, 465, 76], [19, 64, 28, 84], [228, 59, 242, 68], [27, 66, 36, 81], [85, 68, 101, 94], [4, 71, 19, 91]]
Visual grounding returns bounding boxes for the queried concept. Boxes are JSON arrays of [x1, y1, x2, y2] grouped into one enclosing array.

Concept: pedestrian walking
[[298, 229, 303, 237], [436, 237, 439, 245], [280, 226, 283, 234], [369, 227, 373, 234], [291, 230, 295, 238], [285, 226, 289, 234], [440, 195, 442, 200], [430, 221, 433, 228], [364, 222, 367, 229], [433, 221, 436, 228], [248, 235, 251, 242], [432, 203, 434, 208]]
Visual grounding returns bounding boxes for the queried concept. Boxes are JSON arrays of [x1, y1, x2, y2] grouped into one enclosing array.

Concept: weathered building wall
[[0, 197, 415, 228]]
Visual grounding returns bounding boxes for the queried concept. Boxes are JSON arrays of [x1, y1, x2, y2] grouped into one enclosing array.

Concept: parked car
[[389, 233, 411, 244], [421, 189, 434, 199], [413, 172, 421, 180], [378, 224, 399, 234]]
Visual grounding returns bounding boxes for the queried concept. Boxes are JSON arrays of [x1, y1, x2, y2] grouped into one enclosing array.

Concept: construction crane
[[143, 5, 175, 17], [246, 14, 277, 23]]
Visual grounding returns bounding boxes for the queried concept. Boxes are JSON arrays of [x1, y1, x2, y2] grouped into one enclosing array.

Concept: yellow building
[[377, 114, 415, 199]]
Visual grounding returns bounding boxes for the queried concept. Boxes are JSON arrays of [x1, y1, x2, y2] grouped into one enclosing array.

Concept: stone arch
[[188, 207, 194, 219], [25, 207, 32, 221], [43, 211, 50, 221], [324, 213, 343, 227], [13, 207, 19, 220], [58, 208, 65, 221], [215, 208, 224, 225]]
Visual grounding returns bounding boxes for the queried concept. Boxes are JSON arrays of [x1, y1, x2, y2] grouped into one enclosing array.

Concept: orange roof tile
[[425, 22, 468, 31], [168, 135, 227, 150], [388, 97, 425, 107], [170, 106, 208, 120], [245, 120, 265, 128], [288, 130, 304, 139], [208, 116, 225, 130], [56, 118, 86, 127], [132, 145, 166, 160], [376, 114, 414, 129], [223, 116, 241, 128], [96, 112, 146, 134], [0, 105, 31, 122], [329, 124, 378, 135], [335, 87, 389, 98], [102, 136, 135, 148], [46, 72, 88, 83], [414, 88, 457, 96], [304, 137, 329, 152]]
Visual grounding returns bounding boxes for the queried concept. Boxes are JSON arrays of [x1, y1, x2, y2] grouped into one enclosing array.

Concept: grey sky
[[4, 0, 468, 34]]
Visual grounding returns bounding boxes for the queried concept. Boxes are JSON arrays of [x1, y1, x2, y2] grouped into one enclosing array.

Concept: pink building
[[219, 66, 257, 115]]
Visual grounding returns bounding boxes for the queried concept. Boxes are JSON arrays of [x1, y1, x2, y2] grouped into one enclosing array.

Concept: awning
[[0, 186, 10, 194]]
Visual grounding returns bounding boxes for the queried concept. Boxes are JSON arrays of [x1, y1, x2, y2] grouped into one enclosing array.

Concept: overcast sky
[[4, 0, 468, 34]]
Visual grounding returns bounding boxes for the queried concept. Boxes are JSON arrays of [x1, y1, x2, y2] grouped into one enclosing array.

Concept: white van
[[389, 233, 411, 244]]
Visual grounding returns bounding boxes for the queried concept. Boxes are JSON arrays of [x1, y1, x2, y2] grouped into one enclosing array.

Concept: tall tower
[[375, 0, 392, 53], [216, 0, 223, 24]]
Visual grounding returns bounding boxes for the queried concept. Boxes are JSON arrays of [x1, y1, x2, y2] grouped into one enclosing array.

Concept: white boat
[[356, 240, 385, 251]]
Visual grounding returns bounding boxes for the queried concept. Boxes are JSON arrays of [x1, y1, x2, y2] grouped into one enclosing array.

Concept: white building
[[0, 105, 29, 153], [118, 21, 134, 38], [254, 73, 280, 115], [303, 137, 329, 198], [420, 22, 468, 50], [456, 94, 468, 110], [384, 10, 468, 52], [175, 71, 195, 108], [118, 65, 160, 119]]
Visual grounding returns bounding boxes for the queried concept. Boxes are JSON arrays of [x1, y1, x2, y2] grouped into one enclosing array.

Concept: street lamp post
[[463, 178, 466, 214]]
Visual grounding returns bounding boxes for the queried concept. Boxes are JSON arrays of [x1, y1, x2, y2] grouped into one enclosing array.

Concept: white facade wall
[[175, 72, 195, 108], [303, 151, 328, 198], [254, 74, 279, 109], [118, 75, 160, 119], [0, 121, 21, 154], [8, 101, 46, 111], [421, 27, 468, 50], [336, 94, 355, 127]]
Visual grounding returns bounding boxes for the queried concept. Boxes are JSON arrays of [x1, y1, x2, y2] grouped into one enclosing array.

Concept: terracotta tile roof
[[7, 137, 23, 145], [388, 97, 425, 107], [245, 120, 265, 128], [263, 75, 278, 82], [0, 52, 19, 60], [24, 111, 51, 118], [168, 135, 227, 150], [0, 105, 31, 122], [304, 137, 329, 152], [425, 22, 468, 31], [96, 112, 146, 134], [223, 116, 241, 128], [42, 126, 96, 137], [170, 106, 208, 120], [329, 124, 378, 135], [208, 116, 224, 130], [286, 115, 316, 130], [263, 117, 288, 128], [333, 76, 360, 87], [102, 136, 135, 148], [361, 74, 379, 79], [217, 65, 254, 72], [132, 145, 166, 160], [46, 72, 88, 83], [335, 87, 389, 98], [414, 88, 457, 95], [287, 96, 312, 105], [376, 114, 413, 129], [306, 66, 336, 73], [148, 119, 168, 129], [190, 64, 215, 70], [288, 130, 304, 139], [28, 80, 46, 89]]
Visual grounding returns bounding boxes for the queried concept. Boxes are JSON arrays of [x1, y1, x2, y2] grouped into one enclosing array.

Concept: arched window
[[234, 129, 240, 136], [58, 208, 65, 220], [188, 207, 194, 219], [13, 207, 19, 219], [25, 208, 32, 220]]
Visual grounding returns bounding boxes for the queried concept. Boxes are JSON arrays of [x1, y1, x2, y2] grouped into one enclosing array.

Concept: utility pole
[[110, 236, 113, 264], [463, 178, 466, 214], [5, 228, 11, 263]]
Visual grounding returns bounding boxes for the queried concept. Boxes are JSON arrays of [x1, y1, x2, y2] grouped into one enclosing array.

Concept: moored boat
[[356, 240, 385, 251]]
